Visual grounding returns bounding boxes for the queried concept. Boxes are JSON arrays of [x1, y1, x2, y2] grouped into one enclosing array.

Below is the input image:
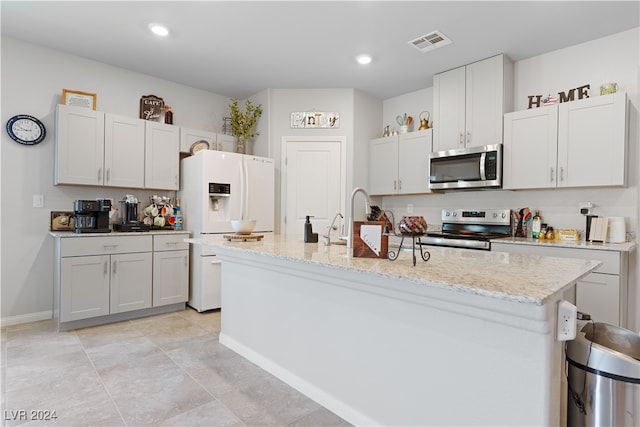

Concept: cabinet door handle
[[550, 167, 555, 182], [106, 168, 110, 182], [398, 180, 402, 191], [560, 167, 565, 181], [393, 180, 397, 190], [103, 244, 119, 249], [184, 255, 188, 267], [466, 132, 471, 146], [104, 261, 108, 276], [459, 133, 464, 146], [112, 260, 117, 274], [166, 241, 178, 246], [98, 168, 102, 182]]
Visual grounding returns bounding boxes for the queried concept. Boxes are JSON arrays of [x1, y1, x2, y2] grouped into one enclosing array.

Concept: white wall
[[382, 88, 433, 136], [267, 89, 357, 233], [380, 28, 640, 331], [0, 37, 231, 324]]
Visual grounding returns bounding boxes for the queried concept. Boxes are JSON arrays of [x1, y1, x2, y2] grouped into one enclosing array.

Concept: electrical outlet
[[407, 204, 413, 213], [556, 300, 577, 341]]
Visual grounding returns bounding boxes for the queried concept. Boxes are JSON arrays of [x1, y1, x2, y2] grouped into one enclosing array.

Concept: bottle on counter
[[532, 210, 542, 238], [174, 198, 183, 231]]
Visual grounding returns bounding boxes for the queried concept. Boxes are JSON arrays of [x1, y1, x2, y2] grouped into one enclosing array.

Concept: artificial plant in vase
[[229, 98, 263, 154]]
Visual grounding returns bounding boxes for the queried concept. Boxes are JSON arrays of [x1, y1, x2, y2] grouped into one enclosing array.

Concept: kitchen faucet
[[323, 213, 343, 246], [341, 187, 372, 249]]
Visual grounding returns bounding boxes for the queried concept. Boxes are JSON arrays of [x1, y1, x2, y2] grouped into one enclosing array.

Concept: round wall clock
[[6, 114, 46, 145]]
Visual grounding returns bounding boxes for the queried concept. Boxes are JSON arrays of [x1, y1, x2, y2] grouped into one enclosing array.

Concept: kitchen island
[[188, 234, 600, 426]]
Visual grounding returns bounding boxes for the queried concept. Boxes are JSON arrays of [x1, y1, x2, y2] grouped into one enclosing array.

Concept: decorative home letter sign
[[290, 112, 340, 129], [527, 84, 590, 109]]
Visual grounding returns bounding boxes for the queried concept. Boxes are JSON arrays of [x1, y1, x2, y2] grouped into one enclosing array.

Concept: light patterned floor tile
[[3, 308, 351, 427]]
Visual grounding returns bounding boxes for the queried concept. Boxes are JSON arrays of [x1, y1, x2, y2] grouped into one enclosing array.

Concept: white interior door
[[282, 137, 345, 237]]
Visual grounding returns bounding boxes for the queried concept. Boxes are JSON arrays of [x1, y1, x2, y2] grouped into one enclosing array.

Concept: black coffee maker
[[73, 199, 111, 233], [114, 197, 150, 232]]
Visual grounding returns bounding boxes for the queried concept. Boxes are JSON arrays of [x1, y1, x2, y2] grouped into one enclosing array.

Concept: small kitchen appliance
[[429, 144, 502, 190], [73, 199, 111, 233], [420, 209, 511, 250], [113, 196, 150, 232]]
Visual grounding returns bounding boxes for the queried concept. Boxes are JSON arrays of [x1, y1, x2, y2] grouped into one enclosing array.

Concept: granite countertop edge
[[491, 237, 636, 252], [50, 230, 191, 238], [189, 235, 600, 306]]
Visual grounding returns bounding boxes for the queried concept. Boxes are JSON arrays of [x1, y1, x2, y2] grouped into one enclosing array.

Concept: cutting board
[[588, 217, 608, 242]]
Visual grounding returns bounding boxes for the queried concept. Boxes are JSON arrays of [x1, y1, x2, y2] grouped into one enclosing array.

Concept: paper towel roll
[[607, 217, 626, 243]]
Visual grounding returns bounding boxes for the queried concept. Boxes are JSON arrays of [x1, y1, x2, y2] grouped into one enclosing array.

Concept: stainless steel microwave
[[429, 144, 502, 190]]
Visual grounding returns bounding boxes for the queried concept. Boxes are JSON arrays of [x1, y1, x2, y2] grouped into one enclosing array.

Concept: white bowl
[[231, 219, 256, 235]]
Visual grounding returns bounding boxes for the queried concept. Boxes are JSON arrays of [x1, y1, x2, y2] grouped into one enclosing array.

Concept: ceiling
[[2, 1, 639, 100]]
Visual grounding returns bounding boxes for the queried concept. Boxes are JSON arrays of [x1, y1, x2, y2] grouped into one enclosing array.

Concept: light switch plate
[[32, 194, 44, 208]]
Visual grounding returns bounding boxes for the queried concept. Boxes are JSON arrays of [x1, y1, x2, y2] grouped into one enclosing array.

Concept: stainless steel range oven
[[421, 209, 511, 250]]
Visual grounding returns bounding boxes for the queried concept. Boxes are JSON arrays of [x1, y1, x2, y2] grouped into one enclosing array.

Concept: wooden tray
[[223, 233, 264, 242]]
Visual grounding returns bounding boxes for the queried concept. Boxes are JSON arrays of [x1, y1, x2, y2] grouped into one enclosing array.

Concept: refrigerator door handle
[[239, 161, 245, 220], [243, 159, 250, 220]]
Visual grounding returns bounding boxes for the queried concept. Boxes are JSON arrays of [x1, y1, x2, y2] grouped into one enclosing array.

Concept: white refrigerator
[[180, 150, 274, 311]]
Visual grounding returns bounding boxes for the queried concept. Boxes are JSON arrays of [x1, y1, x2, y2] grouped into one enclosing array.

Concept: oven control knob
[[501, 212, 507, 218], [493, 213, 498, 218], [452, 212, 457, 217], [445, 211, 450, 217]]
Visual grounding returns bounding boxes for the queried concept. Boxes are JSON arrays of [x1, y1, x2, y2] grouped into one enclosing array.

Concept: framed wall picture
[[61, 89, 97, 110]]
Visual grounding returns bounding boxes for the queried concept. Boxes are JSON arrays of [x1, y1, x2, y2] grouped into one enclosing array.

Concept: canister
[[607, 217, 626, 243]]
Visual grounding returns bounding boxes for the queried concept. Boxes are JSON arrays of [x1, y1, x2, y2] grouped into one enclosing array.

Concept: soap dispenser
[[304, 216, 318, 243]]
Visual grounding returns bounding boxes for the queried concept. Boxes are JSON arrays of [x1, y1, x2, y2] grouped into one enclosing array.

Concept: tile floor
[[1, 309, 351, 427]]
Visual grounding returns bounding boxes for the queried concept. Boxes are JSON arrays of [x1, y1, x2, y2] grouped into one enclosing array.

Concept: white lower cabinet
[[152, 234, 189, 306], [110, 252, 152, 314], [492, 242, 629, 327], [60, 255, 111, 322], [55, 233, 189, 327]]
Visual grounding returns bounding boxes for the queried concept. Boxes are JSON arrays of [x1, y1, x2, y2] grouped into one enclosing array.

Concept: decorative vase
[[236, 136, 247, 154]]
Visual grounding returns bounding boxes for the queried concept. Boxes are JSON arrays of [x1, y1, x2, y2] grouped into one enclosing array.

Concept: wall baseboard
[[1, 310, 52, 327]]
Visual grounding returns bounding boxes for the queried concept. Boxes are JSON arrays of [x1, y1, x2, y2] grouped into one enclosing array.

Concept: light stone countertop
[[50, 230, 191, 238], [491, 236, 636, 252], [187, 234, 601, 306]]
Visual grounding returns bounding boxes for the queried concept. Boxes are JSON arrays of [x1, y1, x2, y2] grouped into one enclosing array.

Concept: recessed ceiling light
[[149, 23, 169, 37], [356, 54, 372, 65]]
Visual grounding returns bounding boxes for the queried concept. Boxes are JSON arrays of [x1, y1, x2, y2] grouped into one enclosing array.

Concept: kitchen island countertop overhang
[[187, 234, 601, 426]]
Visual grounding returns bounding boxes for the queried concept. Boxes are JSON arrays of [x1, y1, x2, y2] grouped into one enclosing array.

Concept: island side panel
[[218, 251, 565, 426]]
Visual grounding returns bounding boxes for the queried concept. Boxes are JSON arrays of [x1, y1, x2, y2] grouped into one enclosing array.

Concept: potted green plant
[[229, 98, 263, 154]]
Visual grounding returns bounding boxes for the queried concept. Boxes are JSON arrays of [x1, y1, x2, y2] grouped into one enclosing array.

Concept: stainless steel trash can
[[566, 322, 640, 426]]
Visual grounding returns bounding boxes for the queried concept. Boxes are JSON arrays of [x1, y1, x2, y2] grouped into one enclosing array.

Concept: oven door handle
[[479, 152, 487, 181]]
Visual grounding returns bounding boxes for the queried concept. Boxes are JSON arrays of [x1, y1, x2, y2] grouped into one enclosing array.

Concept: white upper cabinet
[[557, 92, 627, 188], [503, 92, 627, 189], [433, 54, 513, 152], [369, 135, 398, 195], [145, 121, 180, 190], [179, 127, 217, 153], [55, 104, 105, 185], [104, 114, 145, 188], [503, 105, 559, 189], [369, 129, 432, 196], [56, 104, 179, 190]]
